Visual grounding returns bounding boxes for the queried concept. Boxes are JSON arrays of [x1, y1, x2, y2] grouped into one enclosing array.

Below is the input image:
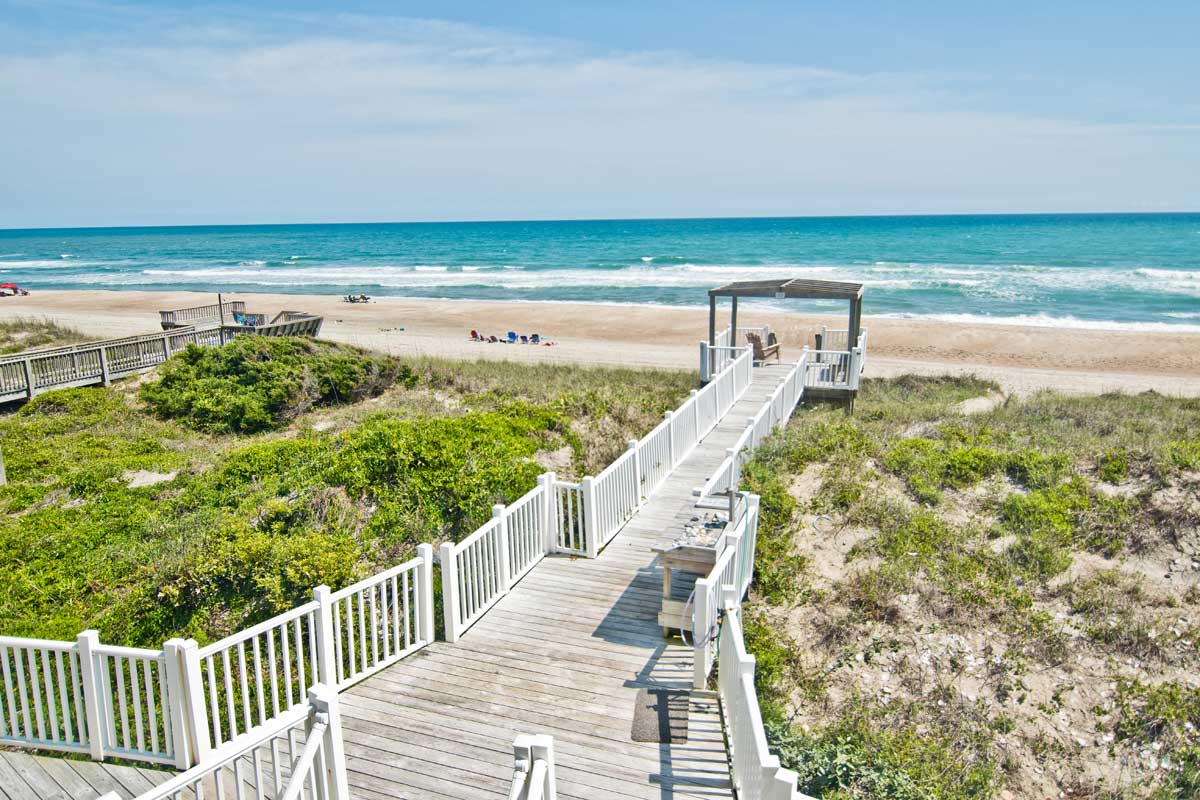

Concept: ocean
[[1, 213, 1198, 330]]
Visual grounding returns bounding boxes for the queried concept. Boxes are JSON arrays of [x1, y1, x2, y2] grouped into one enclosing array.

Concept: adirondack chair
[[746, 331, 781, 363]]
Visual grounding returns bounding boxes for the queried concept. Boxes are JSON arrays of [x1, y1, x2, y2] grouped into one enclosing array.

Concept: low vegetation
[[141, 336, 410, 433], [741, 377, 1200, 799], [0, 337, 692, 647], [0, 316, 89, 354]]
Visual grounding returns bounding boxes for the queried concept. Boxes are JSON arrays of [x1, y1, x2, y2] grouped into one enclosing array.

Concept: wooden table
[[652, 542, 719, 637]]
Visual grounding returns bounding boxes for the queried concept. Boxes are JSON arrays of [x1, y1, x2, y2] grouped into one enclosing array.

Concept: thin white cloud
[[0, 11, 1196, 226]]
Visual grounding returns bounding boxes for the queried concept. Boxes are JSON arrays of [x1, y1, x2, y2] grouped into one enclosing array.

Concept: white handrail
[[718, 597, 812, 800], [107, 684, 350, 800]]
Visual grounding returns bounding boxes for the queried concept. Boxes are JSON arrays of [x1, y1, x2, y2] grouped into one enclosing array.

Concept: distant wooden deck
[[0, 363, 791, 800]]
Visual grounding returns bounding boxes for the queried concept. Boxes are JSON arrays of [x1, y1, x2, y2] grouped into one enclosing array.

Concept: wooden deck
[[337, 363, 791, 800], [0, 363, 792, 800], [0, 752, 174, 800]]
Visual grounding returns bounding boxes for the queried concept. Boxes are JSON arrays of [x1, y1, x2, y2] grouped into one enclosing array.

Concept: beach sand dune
[[3, 290, 1199, 397]]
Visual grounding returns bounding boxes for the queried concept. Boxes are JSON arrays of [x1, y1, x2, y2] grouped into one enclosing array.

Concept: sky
[[1, 1, 1198, 228]]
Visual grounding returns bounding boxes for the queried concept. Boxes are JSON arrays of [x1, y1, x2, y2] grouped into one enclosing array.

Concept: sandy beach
[[3, 289, 1200, 397]]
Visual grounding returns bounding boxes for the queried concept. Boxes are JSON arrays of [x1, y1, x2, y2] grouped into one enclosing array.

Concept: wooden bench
[[746, 331, 781, 363]]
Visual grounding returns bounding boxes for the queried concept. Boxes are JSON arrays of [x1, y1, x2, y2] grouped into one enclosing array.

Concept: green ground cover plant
[[0, 340, 692, 648], [739, 377, 1200, 800], [141, 336, 409, 432]]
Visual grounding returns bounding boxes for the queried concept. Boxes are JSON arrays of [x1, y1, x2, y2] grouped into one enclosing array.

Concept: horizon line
[[3, 209, 1199, 234]]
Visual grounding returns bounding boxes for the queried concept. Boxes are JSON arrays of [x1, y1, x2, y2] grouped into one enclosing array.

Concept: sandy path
[[3, 290, 1199, 397]]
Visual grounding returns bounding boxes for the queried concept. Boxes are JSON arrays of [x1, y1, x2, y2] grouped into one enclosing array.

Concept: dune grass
[[0, 316, 89, 354], [741, 377, 1200, 800]]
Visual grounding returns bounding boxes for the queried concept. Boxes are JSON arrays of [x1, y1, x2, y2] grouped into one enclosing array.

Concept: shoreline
[[3, 289, 1200, 396]]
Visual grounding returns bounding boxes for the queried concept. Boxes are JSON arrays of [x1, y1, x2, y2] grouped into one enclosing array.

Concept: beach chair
[[530, 334, 541, 344], [520, 335, 529, 344], [488, 335, 499, 343], [470, 330, 481, 341], [746, 332, 781, 363], [507, 331, 518, 344]]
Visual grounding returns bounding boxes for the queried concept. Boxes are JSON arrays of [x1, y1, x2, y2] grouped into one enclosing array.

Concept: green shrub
[[768, 698, 1000, 800], [142, 336, 412, 433], [1097, 451, 1130, 483], [1004, 449, 1068, 489], [1167, 440, 1200, 472]]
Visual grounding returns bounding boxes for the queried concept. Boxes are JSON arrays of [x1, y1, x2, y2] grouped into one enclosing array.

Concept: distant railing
[[159, 301, 246, 329], [0, 327, 224, 403]]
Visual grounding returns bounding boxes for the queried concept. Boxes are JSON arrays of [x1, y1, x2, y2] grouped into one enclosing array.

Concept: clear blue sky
[[2, 1, 1198, 227]]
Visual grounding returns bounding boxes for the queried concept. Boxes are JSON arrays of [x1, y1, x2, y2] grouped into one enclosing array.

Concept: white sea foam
[[876, 311, 1200, 333]]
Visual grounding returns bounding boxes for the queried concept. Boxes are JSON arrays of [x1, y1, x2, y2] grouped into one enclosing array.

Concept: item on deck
[[745, 331, 780, 362]]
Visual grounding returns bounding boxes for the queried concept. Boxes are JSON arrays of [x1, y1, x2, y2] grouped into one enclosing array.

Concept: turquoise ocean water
[[1, 214, 1198, 329]]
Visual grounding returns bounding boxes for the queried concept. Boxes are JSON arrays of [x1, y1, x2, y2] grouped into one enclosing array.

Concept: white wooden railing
[[508, 734, 558, 800], [441, 476, 557, 642], [553, 480, 588, 556], [0, 545, 435, 769], [692, 496, 760, 688], [0, 633, 189, 766], [103, 684, 350, 800], [718, 597, 814, 800], [440, 347, 754, 637]]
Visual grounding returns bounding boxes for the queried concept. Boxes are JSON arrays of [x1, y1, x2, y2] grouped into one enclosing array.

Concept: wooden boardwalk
[[0, 363, 791, 800], [338, 363, 791, 800]]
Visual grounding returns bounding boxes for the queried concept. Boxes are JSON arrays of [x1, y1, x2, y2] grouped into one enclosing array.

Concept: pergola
[[708, 277, 865, 350]]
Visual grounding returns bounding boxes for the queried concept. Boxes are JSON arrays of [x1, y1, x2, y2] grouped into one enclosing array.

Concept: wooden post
[[628, 439, 642, 503], [98, 346, 110, 386], [177, 639, 212, 764], [21, 357, 33, 399], [217, 293, 225, 327], [690, 389, 700, 440], [538, 474, 556, 554], [308, 685, 351, 800], [495, 504, 511, 593], [416, 543, 435, 644], [439, 542, 461, 642], [581, 476, 598, 559], [726, 447, 738, 523], [312, 585, 336, 687], [699, 341, 710, 383], [161, 639, 194, 769], [0, 444, 5, 486], [730, 295, 739, 353], [692, 580, 711, 689], [76, 630, 108, 761], [664, 411, 676, 468], [513, 734, 557, 800]]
